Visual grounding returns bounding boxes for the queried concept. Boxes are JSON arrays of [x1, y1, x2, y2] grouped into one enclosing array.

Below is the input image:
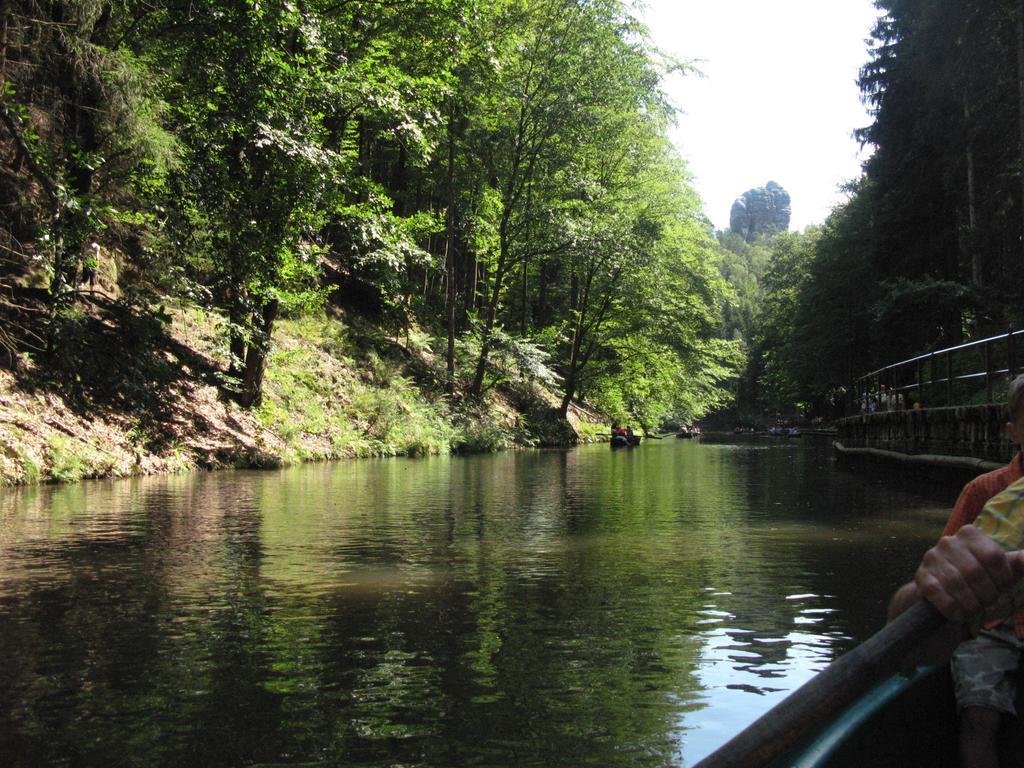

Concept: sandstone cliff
[[729, 181, 792, 241]]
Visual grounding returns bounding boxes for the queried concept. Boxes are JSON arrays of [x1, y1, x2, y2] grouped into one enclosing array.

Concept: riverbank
[[0, 303, 607, 486]]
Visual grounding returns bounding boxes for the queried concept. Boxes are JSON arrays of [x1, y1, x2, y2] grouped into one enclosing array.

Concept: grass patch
[[17, 447, 41, 484], [258, 315, 457, 460], [575, 420, 611, 442], [46, 435, 95, 484], [259, 313, 596, 457], [452, 418, 515, 453]]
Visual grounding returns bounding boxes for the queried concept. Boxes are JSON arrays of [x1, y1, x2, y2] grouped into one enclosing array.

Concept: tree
[[785, 183, 877, 413], [0, 0, 744, 429], [750, 230, 818, 415], [0, 1, 176, 353], [143, 0, 348, 405], [464, 0, 622, 397], [859, 0, 1023, 337]]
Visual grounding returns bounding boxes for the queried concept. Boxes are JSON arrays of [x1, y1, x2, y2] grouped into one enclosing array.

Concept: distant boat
[[611, 433, 641, 448]]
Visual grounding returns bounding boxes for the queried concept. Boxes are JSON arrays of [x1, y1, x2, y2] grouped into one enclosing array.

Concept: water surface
[[0, 435, 960, 766]]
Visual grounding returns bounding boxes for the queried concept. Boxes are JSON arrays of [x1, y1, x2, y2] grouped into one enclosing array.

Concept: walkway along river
[[0, 434, 970, 766]]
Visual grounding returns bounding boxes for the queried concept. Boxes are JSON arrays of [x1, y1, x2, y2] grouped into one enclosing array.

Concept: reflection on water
[[0, 436, 960, 766]]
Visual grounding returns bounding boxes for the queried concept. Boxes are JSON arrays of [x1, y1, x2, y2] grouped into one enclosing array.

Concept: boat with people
[[610, 426, 641, 447], [769, 664, 1024, 767], [677, 424, 701, 438]]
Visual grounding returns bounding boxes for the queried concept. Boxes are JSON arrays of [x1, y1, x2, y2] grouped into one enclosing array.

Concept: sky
[[640, 0, 881, 231]]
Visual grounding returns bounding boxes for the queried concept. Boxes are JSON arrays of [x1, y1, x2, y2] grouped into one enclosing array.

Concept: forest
[[726, 0, 1024, 421], [0, 0, 740, 468], [3, 0, 1024, 481]]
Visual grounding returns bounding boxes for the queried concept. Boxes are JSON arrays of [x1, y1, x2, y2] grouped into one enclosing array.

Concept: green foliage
[[16, 445, 41, 485], [556, 150, 741, 426], [750, 231, 819, 412], [574, 420, 612, 442], [351, 355, 455, 457], [870, 278, 973, 353], [714, 231, 771, 343], [484, 328, 562, 389], [723, 1, 1024, 421], [333, 197, 441, 319], [858, 0, 1024, 331], [0, 2, 178, 311], [3, 0, 747, 444], [451, 412, 517, 453], [257, 316, 455, 460], [46, 435, 94, 484]]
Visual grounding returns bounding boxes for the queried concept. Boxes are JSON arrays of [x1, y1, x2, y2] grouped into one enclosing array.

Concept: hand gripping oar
[[692, 478, 1024, 768]]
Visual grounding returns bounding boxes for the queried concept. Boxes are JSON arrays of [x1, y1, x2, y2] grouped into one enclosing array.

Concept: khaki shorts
[[951, 622, 1024, 716]]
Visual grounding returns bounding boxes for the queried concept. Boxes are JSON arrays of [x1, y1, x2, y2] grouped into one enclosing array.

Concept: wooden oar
[[691, 599, 948, 767]]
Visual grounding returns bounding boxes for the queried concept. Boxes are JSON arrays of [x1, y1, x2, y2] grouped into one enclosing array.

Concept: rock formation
[[729, 181, 791, 241]]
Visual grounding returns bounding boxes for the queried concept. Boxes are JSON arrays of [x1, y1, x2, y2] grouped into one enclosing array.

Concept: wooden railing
[[853, 329, 1024, 412]]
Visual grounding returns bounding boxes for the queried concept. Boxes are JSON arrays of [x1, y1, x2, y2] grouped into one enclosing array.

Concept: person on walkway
[[889, 374, 1024, 768]]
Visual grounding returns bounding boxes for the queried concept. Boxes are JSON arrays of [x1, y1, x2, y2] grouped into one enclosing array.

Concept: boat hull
[[611, 434, 641, 447], [773, 665, 1024, 767]]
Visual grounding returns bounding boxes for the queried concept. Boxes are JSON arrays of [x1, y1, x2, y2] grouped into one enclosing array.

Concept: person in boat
[[611, 423, 631, 446], [889, 374, 1024, 768]]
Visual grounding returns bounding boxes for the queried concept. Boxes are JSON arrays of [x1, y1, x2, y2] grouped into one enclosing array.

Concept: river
[[0, 434, 963, 767]]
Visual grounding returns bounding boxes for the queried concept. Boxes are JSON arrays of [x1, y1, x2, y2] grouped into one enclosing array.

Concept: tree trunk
[[1, 11, 9, 90], [469, 225, 510, 397], [537, 259, 552, 328], [520, 256, 528, 335], [445, 101, 457, 393], [1018, 0, 1024, 260], [239, 298, 279, 409], [964, 93, 980, 286], [392, 143, 407, 216], [560, 264, 618, 419], [357, 117, 368, 192], [559, 320, 583, 417], [464, 252, 477, 316], [46, 4, 110, 300], [227, 281, 247, 381], [446, 251, 457, 393], [469, 325, 492, 398], [559, 270, 585, 417], [569, 269, 579, 314], [469, 283, 498, 397]]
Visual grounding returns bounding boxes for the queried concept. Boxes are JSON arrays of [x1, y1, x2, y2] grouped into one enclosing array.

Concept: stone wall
[[836, 405, 1013, 464]]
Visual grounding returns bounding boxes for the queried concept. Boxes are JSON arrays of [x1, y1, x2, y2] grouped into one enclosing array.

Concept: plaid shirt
[[944, 453, 1024, 635]]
